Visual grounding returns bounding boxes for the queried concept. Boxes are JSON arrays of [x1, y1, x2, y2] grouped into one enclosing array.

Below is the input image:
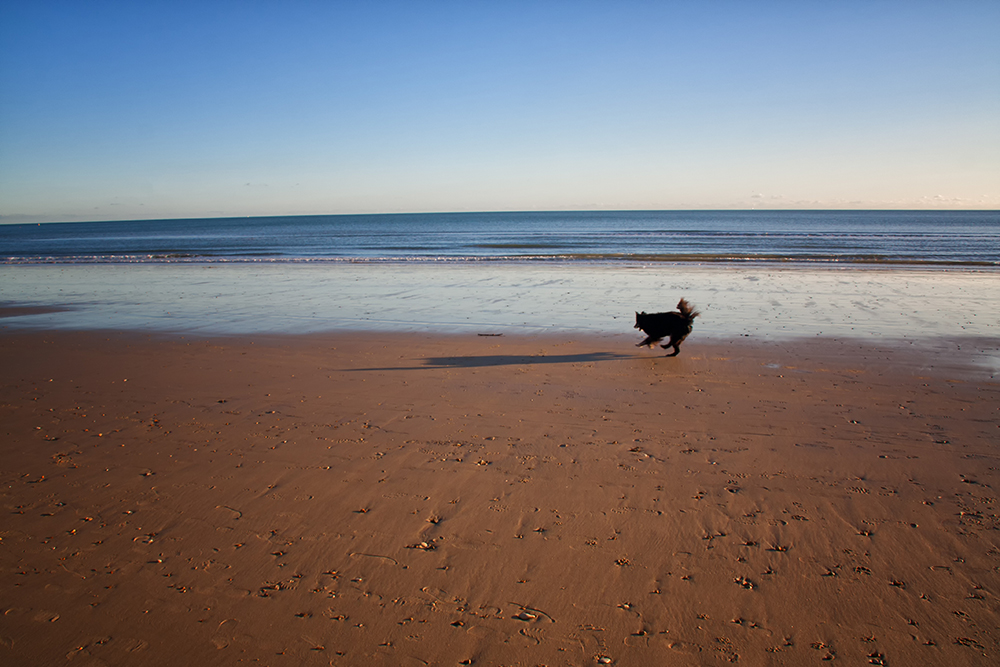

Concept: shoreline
[[2, 262, 998, 341], [4, 257, 999, 267], [2, 330, 998, 665]]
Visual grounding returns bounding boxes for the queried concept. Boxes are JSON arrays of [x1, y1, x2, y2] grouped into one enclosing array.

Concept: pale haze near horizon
[[1, 0, 998, 224]]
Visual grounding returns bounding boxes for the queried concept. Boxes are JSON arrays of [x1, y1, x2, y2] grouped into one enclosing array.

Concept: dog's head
[[634, 311, 646, 328]]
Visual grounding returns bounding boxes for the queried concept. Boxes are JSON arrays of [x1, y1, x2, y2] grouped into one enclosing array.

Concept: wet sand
[[2, 263, 997, 340], [1, 330, 998, 665]]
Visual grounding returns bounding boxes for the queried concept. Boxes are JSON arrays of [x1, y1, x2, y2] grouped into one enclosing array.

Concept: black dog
[[634, 298, 700, 356]]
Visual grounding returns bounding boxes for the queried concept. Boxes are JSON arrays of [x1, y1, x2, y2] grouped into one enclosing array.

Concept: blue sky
[[1, 0, 998, 223]]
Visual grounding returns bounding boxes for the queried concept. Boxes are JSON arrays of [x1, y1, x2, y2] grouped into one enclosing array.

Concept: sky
[[1, 0, 998, 223]]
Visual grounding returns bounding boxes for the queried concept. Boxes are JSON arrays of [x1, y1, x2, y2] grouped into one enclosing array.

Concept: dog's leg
[[662, 335, 684, 356], [637, 336, 660, 347]]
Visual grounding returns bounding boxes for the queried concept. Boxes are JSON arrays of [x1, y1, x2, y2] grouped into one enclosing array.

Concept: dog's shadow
[[349, 351, 633, 372]]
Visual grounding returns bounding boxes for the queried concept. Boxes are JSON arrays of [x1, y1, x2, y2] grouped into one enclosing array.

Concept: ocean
[[2, 210, 998, 266], [1, 211, 998, 343]]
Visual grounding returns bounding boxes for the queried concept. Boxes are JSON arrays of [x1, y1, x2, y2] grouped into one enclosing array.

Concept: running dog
[[634, 298, 700, 357]]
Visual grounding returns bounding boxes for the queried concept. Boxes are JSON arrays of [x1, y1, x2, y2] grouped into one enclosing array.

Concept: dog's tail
[[677, 298, 700, 322]]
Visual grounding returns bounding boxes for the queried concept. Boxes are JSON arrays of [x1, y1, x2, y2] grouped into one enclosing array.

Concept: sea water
[[2, 210, 998, 265], [1, 211, 998, 340]]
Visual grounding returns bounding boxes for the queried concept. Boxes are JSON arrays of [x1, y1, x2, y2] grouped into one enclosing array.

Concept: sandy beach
[[1, 329, 998, 666], [3, 0, 998, 662]]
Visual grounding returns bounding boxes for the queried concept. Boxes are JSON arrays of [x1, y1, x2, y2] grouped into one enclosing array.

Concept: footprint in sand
[[518, 626, 543, 645], [666, 639, 703, 654], [211, 618, 239, 649], [625, 629, 653, 647]]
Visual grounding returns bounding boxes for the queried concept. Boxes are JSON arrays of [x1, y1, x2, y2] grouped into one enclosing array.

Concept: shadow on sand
[[348, 351, 635, 371]]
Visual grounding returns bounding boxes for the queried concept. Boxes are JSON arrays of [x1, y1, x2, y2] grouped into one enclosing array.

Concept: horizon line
[[3, 207, 998, 226]]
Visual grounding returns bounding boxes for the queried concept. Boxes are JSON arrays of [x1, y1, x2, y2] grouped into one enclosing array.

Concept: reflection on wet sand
[[0, 263, 997, 343]]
